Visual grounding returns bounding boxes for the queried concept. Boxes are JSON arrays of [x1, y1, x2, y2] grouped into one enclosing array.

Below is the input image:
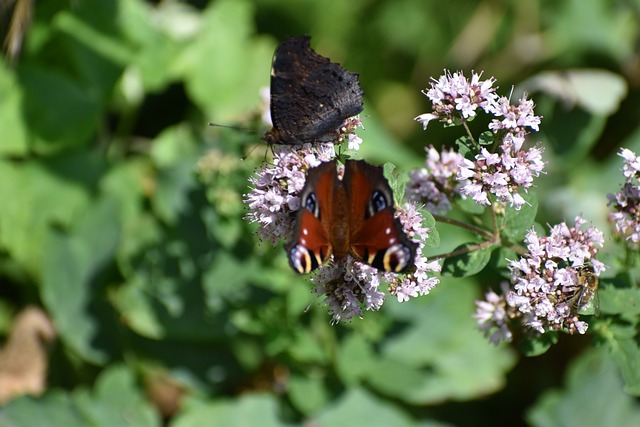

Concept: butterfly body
[[264, 36, 364, 146], [287, 160, 417, 274]]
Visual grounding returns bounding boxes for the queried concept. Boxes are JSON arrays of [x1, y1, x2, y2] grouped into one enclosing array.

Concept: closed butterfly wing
[[264, 36, 364, 146]]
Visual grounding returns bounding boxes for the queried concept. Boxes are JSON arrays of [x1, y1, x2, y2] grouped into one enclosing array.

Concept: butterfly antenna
[[209, 122, 267, 161], [208, 122, 251, 132]]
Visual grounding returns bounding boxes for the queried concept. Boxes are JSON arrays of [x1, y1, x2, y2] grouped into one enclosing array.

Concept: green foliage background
[[0, 0, 639, 426]]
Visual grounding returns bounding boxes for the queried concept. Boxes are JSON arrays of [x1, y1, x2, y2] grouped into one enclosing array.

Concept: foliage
[[0, 0, 639, 426]]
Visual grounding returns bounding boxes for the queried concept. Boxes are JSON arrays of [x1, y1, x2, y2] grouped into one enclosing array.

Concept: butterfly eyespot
[[304, 193, 318, 215], [383, 244, 413, 273], [289, 244, 321, 274], [370, 191, 389, 214]]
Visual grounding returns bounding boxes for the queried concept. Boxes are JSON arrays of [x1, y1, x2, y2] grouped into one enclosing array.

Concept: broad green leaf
[[441, 243, 492, 277], [456, 196, 485, 215], [180, 0, 274, 121], [335, 334, 376, 385], [74, 365, 161, 427], [370, 279, 516, 403], [502, 191, 538, 241], [19, 65, 101, 153], [150, 126, 200, 225], [0, 366, 160, 427], [529, 69, 627, 116], [0, 159, 92, 277], [527, 348, 640, 427], [421, 210, 440, 248], [314, 388, 448, 427], [0, 63, 28, 156], [0, 392, 88, 427], [170, 394, 289, 427], [41, 196, 121, 364], [599, 287, 640, 316], [518, 333, 558, 357], [288, 375, 331, 416], [118, 0, 195, 91], [606, 337, 640, 396]]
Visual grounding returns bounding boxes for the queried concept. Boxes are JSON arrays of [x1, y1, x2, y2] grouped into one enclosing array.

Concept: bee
[[566, 265, 600, 316]]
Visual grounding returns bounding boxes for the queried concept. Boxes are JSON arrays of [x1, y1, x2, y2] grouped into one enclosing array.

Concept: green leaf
[[599, 286, 640, 316], [171, 394, 289, 427], [19, 65, 101, 153], [288, 375, 331, 415], [422, 210, 440, 248], [518, 333, 558, 357], [478, 130, 494, 146], [314, 388, 416, 427], [335, 334, 376, 385], [456, 196, 485, 215], [454, 136, 472, 158], [519, 69, 627, 116], [383, 162, 407, 200], [502, 191, 539, 241], [0, 366, 160, 427], [150, 126, 200, 225], [0, 63, 28, 156], [41, 196, 121, 364], [606, 337, 640, 396], [180, 0, 274, 121], [370, 279, 516, 404], [441, 243, 492, 277], [0, 392, 88, 427], [74, 365, 161, 426], [0, 158, 93, 277], [527, 348, 640, 427]]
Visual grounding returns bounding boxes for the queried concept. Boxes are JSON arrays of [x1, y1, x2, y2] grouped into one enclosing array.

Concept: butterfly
[[263, 36, 364, 146], [286, 160, 417, 274]]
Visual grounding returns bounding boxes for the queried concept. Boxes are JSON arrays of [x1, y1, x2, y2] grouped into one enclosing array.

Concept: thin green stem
[[432, 213, 494, 240], [429, 240, 495, 261], [462, 120, 478, 148]]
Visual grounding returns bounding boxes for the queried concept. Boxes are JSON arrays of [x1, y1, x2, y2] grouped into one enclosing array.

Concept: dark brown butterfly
[[263, 36, 364, 146], [286, 160, 417, 274]]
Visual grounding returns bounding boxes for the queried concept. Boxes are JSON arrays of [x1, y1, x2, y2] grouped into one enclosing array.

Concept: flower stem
[[462, 120, 478, 148], [429, 240, 495, 261], [432, 213, 494, 241]]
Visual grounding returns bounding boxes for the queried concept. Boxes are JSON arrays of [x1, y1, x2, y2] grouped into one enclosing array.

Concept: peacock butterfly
[[263, 36, 364, 146], [286, 160, 417, 274]]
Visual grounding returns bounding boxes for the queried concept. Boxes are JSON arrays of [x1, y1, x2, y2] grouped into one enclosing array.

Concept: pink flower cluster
[[608, 148, 640, 247], [414, 71, 497, 128], [474, 217, 605, 344], [244, 143, 336, 244], [406, 146, 463, 214], [413, 71, 545, 211]]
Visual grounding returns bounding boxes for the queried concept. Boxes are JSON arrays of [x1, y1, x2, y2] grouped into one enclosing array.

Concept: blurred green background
[[0, 0, 639, 426]]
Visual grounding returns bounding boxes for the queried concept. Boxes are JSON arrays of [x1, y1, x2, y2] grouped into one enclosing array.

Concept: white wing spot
[[385, 227, 392, 235], [303, 228, 309, 235]]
